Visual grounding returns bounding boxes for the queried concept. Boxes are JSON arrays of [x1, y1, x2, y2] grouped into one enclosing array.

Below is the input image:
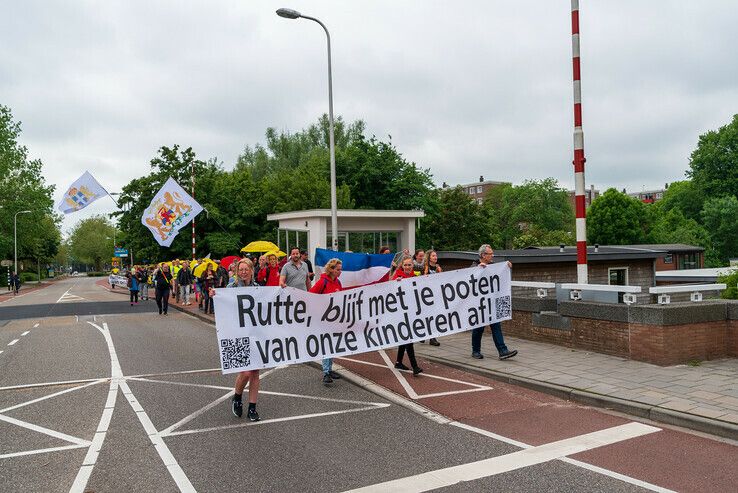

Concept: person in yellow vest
[[171, 260, 181, 303]]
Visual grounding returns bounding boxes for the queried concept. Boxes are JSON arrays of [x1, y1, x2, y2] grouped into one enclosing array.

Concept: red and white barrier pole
[[571, 0, 588, 283]]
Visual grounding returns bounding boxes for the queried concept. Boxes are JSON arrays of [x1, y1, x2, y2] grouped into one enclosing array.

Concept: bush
[[20, 273, 39, 283], [719, 269, 738, 299], [86, 271, 107, 277]]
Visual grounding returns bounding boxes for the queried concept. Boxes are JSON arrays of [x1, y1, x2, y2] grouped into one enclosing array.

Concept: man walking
[[177, 262, 193, 305], [279, 247, 311, 292], [10, 271, 21, 295], [471, 244, 518, 361], [171, 260, 181, 303]]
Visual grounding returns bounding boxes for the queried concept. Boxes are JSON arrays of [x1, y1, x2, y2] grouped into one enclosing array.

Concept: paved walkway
[[97, 281, 738, 439]]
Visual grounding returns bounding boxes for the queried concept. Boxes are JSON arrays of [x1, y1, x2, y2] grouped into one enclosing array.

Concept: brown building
[[627, 185, 668, 204], [567, 184, 599, 210], [619, 244, 704, 271], [445, 176, 509, 205]]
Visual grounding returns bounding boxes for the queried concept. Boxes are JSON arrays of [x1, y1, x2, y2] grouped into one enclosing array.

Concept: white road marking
[[341, 351, 493, 400], [344, 422, 661, 493], [159, 390, 234, 436], [69, 321, 197, 493], [8, 339, 19, 346], [165, 404, 391, 438], [21, 330, 30, 336], [0, 350, 3, 355], [33, 323, 39, 327], [0, 413, 91, 446], [0, 379, 106, 414], [0, 444, 88, 460], [0, 377, 107, 391]]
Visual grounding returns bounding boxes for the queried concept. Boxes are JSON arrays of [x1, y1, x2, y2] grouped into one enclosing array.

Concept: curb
[[419, 353, 738, 441]]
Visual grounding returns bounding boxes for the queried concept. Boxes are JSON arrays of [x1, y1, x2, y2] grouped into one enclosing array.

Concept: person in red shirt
[[257, 253, 280, 286], [392, 255, 423, 375], [309, 258, 344, 385]]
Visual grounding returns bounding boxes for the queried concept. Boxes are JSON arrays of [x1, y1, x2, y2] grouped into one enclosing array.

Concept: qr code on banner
[[220, 337, 250, 370], [495, 295, 511, 319]]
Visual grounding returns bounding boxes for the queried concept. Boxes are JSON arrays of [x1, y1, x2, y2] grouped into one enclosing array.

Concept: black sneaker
[[394, 362, 410, 371], [429, 338, 440, 346], [231, 397, 243, 418], [471, 352, 484, 359], [322, 373, 333, 385], [412, 366, 423, 376], [247, 408, 260, 422], [499, 349, 518, 360], [328, 370, 342, 380]]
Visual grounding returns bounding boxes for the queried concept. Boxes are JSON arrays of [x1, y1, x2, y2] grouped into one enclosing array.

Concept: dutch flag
[[313, 248, 394, 288]]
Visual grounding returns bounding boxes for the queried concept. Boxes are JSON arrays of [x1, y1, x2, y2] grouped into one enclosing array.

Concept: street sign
[[0, 260, 11, 267], [114, 248, 129, 256]]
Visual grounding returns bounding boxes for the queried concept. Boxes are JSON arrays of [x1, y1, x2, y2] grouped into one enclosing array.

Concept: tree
[[68, 216, 116, 271], [0, 105, 59, 264], [656, 180, 704, 222], [687, 114, 738, 198], [647, 208, 710, 249], [701, 196, 738, 265], [421, 187, 488, 251], [482, 178, 574, 249], [587, 188, 651, 245]]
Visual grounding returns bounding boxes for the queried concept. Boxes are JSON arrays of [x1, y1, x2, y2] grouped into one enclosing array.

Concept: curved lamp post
[[14, 210, 31, 275], [277, 7, 338, 251]]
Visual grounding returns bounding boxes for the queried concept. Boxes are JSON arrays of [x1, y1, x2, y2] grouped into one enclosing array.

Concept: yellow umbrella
[[241, 240, 280, 253], [193, 259, 217, 277]]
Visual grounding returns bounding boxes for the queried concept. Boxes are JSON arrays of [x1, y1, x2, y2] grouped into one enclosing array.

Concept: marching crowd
[[121, 244, 517, 423]]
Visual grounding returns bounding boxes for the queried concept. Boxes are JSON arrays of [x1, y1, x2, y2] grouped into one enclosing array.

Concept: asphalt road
[[0, 277, 735, 492]]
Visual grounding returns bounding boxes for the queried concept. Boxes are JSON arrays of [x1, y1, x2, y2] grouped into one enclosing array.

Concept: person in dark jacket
[[200, 264, 217, 314], [177, 264, 193, 305], [154, 264, 173, 315], [10, 272, 21, 295]]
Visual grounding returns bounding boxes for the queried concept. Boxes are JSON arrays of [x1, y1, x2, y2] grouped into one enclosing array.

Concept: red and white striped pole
[[571, 0, 588, 283], [191, 161, 196, 260]]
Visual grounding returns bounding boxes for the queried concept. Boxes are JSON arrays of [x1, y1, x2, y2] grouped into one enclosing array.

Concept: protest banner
[[108, 274, 128, 288], [213, 263, 512, 374]]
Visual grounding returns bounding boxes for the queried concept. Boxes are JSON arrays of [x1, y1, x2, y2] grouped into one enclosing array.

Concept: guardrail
[[511, 280, 556, 299], [648, 283, 726, 304], [559, 283, 642, 305]]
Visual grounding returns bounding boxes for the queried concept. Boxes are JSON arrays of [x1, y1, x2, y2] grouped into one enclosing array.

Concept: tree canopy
[[587, 189, 650, 245]]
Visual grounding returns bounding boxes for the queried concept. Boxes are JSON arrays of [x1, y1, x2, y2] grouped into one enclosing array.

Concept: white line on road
[[8, 339, 19, 346], [344, 422, 661, 493], [0, 379, 106, 414], [21, 330, 30, 336], [0, 444, 89, 460], [0, 413, 92, 447], [0, 350, 3, 355], [33, 323, 39, 327]]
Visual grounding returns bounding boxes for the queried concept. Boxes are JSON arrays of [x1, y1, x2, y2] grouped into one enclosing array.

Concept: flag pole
[[191, 160, 196, 260]]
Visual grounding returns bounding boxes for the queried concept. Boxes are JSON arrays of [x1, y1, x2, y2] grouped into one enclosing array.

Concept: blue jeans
[[471, 322, 508, 355], [322, 358, 333, 374]]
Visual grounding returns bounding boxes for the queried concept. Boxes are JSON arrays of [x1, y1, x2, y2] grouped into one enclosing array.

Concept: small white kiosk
[[266, 209, 425, 257]]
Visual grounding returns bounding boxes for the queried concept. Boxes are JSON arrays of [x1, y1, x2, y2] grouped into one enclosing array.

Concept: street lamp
[[14, 210, 31, 275], [277, 7, 338, 251]]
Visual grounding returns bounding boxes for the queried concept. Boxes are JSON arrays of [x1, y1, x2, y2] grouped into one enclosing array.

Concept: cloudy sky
[[2, 0, 736, 235]]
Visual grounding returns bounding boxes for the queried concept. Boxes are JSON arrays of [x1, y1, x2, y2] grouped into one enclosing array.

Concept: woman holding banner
[[391, 256, 423, 375], [210, 258, 262, 421], [308, 258, 344, 385], [421, 250, 442, 347]]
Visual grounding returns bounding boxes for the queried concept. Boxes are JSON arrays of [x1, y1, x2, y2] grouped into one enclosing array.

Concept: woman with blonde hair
[[309, 258, 344, 385], [257, 253, 280, 286], [422, 250, 442, 346], [210, 258, 262, 421]]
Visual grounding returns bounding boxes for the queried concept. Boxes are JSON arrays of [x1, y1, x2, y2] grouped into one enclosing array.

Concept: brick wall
[[502, 311, 574, 347], [571, 318, 630, 358], [728, 320, 738, 357], [630, 321, 727, 366]]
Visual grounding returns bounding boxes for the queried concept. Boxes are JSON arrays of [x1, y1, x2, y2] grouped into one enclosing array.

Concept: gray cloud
[[1, 0, 736, 235]]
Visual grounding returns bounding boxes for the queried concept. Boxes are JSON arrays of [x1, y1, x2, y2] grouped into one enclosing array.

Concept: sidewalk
[[414, 333, 738, 440], [131, 285, 738, 440]]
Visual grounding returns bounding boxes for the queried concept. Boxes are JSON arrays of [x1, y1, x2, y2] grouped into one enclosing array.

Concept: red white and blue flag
[[314, 248, 393, 288]]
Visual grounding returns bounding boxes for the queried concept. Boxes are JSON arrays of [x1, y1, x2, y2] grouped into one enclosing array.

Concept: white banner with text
[[213, 264, 512, 373], [108, 274, 128, 288]]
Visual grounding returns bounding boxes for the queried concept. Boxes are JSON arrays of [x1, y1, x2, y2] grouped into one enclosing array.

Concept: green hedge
[[720, 269, 738, 299], [20, 273, 39, 283], [86, 271, 107, 277]]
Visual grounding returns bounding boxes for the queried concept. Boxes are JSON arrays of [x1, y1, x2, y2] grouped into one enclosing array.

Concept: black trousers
[[130, 290, 139, 303], [155, 288, 170, 314], [396, 343, 418, 368]]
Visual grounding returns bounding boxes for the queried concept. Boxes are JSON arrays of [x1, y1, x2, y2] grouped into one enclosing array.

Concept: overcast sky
[[2, 0, 736, 235]]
